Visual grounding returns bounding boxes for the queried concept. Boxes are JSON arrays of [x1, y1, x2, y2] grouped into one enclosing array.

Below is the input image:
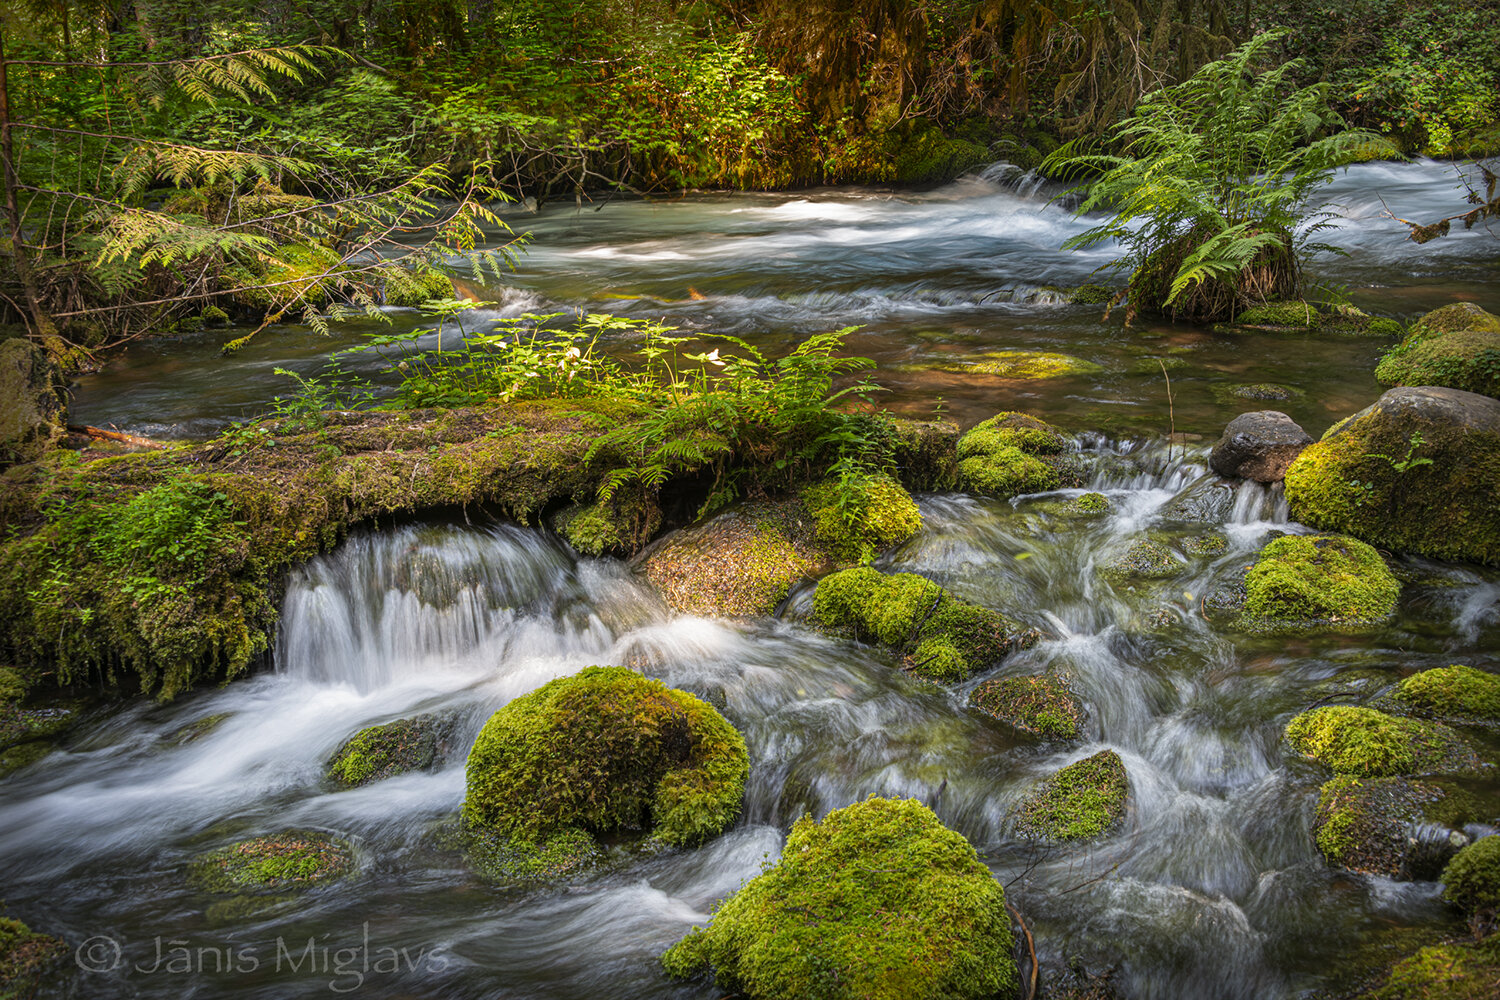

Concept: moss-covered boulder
[[1392, 665, 1500, 722], [0, 917, 67, 1000], [463, 667, 748, 851], [1102, 538, 1183, 582], [1411, 302, 1500, 335], [801, 473, 922, 562], [956, 411, 1073, 500], [1441, 835, 1500, 917], [639, 499, 834, 617], [1015, 750, 1129, 841], [1284, 706, 1478, 777], [1376, 325, 1500, 400], [660, 797, 1016, 1000], [327, 712, 459, 788], [189, 831, 352, 893], [812, 567, 1040, 682], [1366, 937, 1500, 1000], [971, 675, 1083, 740], [1216, 382, 1302, 402], [1239, 534, 1400, 632], [1283, 386, 1500, 565], [1312, 774, 1446, 877]]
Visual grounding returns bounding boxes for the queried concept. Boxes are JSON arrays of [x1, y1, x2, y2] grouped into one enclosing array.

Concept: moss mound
[[327, 712, 459, 788], [1222, 301, 1399, 337], [1015, 750, 1129, 841], [956, 412, 1070, 500], [190, 831, 352, 893], [1369, 938, 1500, 1000], [1071, 491, 1110, 514], [1235, 300, 1322, 330], [1285, 705, 1477, 777], [812, 567, 1039, 682], [1313, 774, 1442, 876], [660, 796, 1016, 1000], [971, 675, 1083, 740], [1103, 538, 1183, 582], [1376, 327, 1500, 399], [1441, 836, 1500, 917], [1241, 534, 1400, 631], [1394, 665, 1500, 722], [0, 917, 67, 1000], [1283, 386, 1500, 566], [1182, 533, 1228, 556], [463, 666, 748, 849], [1413, 302, 1500, 335], [801, 473, 922, 563], [1217, 382, 1302, 402]]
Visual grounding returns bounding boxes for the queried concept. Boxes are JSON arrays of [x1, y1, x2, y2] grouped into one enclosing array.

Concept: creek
[[6, 161, 1500, 999]]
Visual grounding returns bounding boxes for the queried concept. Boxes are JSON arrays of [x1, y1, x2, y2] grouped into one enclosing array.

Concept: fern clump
[[1046, 30, 1389, 323]]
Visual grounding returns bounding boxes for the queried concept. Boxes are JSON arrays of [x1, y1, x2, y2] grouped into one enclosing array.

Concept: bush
[[660, 797, 1016, 1000], [463, 666, 748, 848]]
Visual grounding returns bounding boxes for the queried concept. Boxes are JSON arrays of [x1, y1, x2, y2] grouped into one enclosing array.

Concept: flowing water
[[8, 161, 1500, 998]]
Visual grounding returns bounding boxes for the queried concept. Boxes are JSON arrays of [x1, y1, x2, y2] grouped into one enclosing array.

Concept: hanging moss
[[463, 667, 748, 850], [1284, 705, 1477, 777], [660, 796, 1016, 1000], [189, 831, 352, 893], [1393, 665, 1500, 722], [811, 567, 1039, 682], [800, 473, 922, 563], [326, 712, 459, 788], [971, 675, 1083, 740], [1240, 534, 1400, 632], [0, 916, 67, 1000], [1015, 750, 1129, 841]]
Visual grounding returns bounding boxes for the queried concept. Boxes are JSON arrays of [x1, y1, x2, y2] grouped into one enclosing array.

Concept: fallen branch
[[67, 424, 163, 449], [1007, 902, 1039, 1000]]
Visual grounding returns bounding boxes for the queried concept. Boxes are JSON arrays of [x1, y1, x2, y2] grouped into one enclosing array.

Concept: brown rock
[[1209, 410, 1312, 483]]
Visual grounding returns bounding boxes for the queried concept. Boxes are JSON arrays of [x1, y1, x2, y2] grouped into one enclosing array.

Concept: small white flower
[[705, 349, 724, 367]]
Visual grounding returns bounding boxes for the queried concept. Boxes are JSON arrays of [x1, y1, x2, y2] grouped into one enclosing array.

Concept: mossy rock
[[812, 567, 1040, 682], [0, 917, 67, 1000], [1366, 937, 1500, 1000], [1312, 774, 1445, 877], [660, 796, 1017, 1000], [1015, 750, 1129, 842], [801, 473, 922, 563], [1221, 301, 1399, 337], [888, 418, 961, 492], [639, 499, 833, 618], [1068, 283, 1116, 305], [326, 711, 460, 787], [1035, 491, 1110, 518], [161, 712, 231, 747], [463, 667, 748, 849], [903, 350, 1102, 380], [1376, 326, 1500, 399], [0, 703, 78, 750], [1234, 300, 1323, 330], [1283, 386, 1500, 565], [0, 741, 51, 779], [1213, 382, 1303, 403], [189, 831, 353, 894], [971, 675, 1083, 740], [1284, 705, 1478, 777], [1391, 665, 1500, 722], [1102, 538, 1183, 582], [1441, 835, 1500, 916], [556, 487, 663, 557], [1181, 532, 1228, 556], [1413, 302, 1500, 335], [1239, 534, 1400, 633], [956, 412, 1069, 500], [454, 823, 599, 882], [382, 267, 457, 307]]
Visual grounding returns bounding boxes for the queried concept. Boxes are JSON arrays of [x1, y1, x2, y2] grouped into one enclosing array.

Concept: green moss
[[957, 449, 1059, 499], [1313, 774, 1439, 875], [1103, 538, 1182, 581], [161, 712, 230, 747], [958, 412, 1068, 456], [1242, 534, 1400, 631], [1395, 665, 1500, 722], [200, 305, 229, 325], [0, 741, 51, 778], [0, 667, 27, 702], [1371, 939, 1500, 1000], [1235, 300, 1321, 329], [382, 267, 456, 307], [1015, 750, 1129, 842], [463, 666, 748, 848], [971, 675, 1082, 740], [1413, 302, 1500, 335], [0, 916, 66, 1000], [1376, 328, 1500, 399], [1441, 836, 1500, 916], [1182, 533, 1228, 556], [1069, 283, 1116, 305], [459, 824, 599, 882], [660, 796, 1016, 1000], [801, 473, 922, 563], [954, 412, 1069, 499], [189, 831, 352, 893], [1214, 382, 1302, 402], [0, 703, 76, 750], [967, 351, 1102, 379], [812, 568, 1039, 682], [327, 712, 458, 787], [1073, 492, 1110, 514], [1284, 705, 1476, 777]]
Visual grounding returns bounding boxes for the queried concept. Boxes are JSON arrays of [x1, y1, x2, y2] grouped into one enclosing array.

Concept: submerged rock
[[0, 916, 67, 1000], [189, 831, 353, 893], [971, 675, 1083, 740], [1209, 410, 1313, 483], [1216, 382, 1302, 402], [326, 711, 460, 787], [1015, 749, 1129, 842], [660, 796, 1017, 1000], [1284, 705, 1478, 777], [1312, 774, 1453, 878], [956, 411, 1074, 500], [903, 349, 1102, 379], [463, 667, 748, 853], [1283, 386, 1500, 565], [1236, 534, 1401, 633], [1218, 301, 1402, 338], [1391, 665, 1500, 722], [812, 567, 1040, 682], [1102, 537, 1184, 582], [1158, 474, 1238, 524]]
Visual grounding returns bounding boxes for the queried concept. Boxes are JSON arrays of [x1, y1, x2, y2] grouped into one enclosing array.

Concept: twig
[[1157, 358, 1175, 463], [1007, 902, 1039, 1000]]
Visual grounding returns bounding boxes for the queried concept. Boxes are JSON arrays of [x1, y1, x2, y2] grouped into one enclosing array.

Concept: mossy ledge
[[189, 830, 353, 893], [463, 667, 748, 856], [660, 796, 1017, 1000], [811, 567, 1041, 682], [1284, 705, 1479, 778], [1014, 749, 1129, 842]]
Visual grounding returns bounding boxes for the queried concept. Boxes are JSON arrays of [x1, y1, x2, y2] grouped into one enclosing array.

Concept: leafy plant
[[1046, 29, 1392, 323]]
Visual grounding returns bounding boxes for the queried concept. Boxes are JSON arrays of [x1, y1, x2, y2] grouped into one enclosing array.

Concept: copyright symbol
[[75, 935, 122, 972]]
